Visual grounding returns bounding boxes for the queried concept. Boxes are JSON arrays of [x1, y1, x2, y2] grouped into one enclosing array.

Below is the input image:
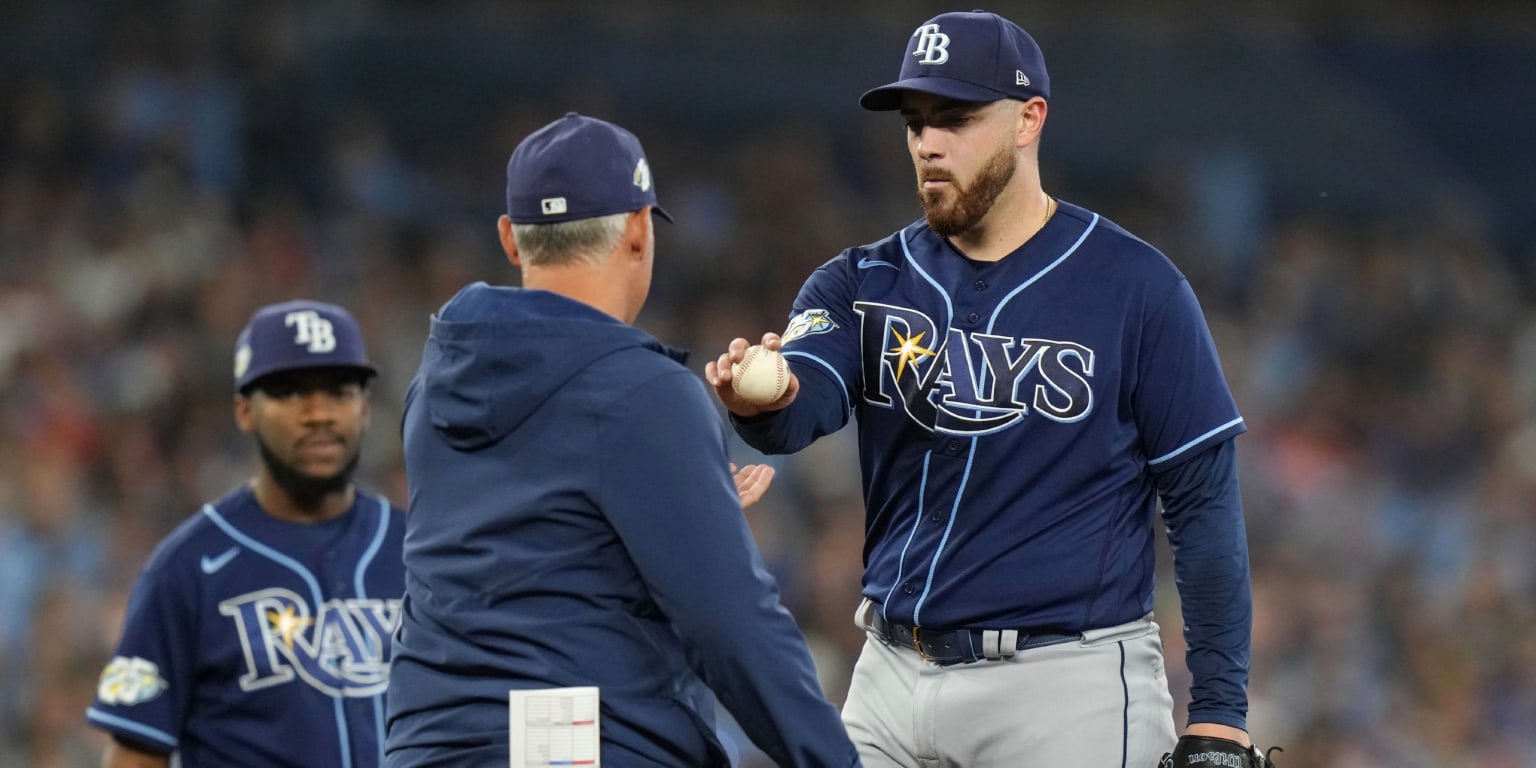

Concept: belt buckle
[[911, 627, 931, 662]]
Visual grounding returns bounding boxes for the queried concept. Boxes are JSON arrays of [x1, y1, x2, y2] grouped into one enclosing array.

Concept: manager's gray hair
[[511, 211, 630, 267]]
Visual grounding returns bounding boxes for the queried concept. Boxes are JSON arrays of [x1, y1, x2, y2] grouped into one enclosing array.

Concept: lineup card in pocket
[[509, 686, 600, 767]]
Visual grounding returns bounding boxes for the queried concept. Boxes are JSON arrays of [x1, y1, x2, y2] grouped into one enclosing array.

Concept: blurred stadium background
[[3, 1, 1536, 765]]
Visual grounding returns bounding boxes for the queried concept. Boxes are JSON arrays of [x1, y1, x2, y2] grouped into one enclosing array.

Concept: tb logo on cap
[[285, 310, 337, 353], [912, 24, 950, 65]]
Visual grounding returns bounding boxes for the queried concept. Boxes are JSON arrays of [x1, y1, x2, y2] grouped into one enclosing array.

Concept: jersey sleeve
[[734, 254, 863, 454], [1134, 277, 1245, 469], [598, 371, 858, 768], [86, 550, 198, 754]]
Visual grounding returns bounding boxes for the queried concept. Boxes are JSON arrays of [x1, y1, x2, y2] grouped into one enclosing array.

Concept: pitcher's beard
[[257, 437, 358, 509], [920, 143, 1017, 237]]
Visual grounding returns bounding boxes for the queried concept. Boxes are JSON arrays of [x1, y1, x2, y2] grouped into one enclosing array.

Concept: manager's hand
[[731, 463, 776, 509]]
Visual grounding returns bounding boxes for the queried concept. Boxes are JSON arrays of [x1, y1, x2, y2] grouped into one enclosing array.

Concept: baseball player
[[87, 300, 406, 768], [384, 113, 858, 767], [707, 10, 1278, 768]]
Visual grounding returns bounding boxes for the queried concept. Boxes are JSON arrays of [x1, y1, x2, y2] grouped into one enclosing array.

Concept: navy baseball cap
[[860, 10, 1050, 111], [505, 112, 673, 225], [233, 300, 376, 393]]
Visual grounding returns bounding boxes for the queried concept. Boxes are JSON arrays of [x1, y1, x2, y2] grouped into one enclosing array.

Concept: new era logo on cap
[[506, 112, 672, 224], [860, 10, 1050, 111]]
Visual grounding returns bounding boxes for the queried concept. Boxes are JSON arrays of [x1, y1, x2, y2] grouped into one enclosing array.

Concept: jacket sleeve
[[1153, 438, 1251, 730], [599, 370, 860, 768]]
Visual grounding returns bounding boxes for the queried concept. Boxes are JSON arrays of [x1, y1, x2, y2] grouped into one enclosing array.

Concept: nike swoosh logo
[[200, 547, 241, 575], [856, 256, 897, 270]]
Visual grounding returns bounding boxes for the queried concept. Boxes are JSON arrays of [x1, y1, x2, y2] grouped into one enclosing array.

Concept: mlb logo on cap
[[860, 10, 1050, 111], [234, 300, 376, 392], [505, 112, 673, 224]]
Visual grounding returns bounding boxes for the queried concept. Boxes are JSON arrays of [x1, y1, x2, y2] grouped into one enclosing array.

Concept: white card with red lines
[[510, 686, 600, 766]]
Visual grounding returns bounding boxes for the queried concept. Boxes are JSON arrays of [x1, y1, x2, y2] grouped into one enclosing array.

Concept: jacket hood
[[417, 282, 685, 450]]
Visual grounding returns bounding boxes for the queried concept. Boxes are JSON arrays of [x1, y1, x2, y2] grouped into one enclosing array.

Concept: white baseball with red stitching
[[731, 345, 789, 405]]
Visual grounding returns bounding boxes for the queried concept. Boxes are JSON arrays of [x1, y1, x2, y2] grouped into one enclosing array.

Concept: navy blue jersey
[[87, 486, 406, 767], [736, 201, 1245, 632]]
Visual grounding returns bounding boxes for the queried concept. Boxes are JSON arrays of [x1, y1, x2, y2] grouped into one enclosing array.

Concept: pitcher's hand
[[705, 334, 799, 418]]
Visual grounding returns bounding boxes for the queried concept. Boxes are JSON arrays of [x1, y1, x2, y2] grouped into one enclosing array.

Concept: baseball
[[731, 345, 790, 405]]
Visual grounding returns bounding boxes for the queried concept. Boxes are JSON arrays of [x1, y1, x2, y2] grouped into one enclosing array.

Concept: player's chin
[[920, 194, 959, 219], [294, 463, 348, 482], [924, 209, 969, 237], [289, 451, 359, 483]]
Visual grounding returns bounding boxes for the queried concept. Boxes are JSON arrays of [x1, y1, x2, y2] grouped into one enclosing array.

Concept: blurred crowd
[[4, 3, 1536, 767]]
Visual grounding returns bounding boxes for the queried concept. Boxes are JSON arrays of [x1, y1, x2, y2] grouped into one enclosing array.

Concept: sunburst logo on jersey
[[888, 329, 937, 382], [783, 309, 837, 343], [267, 604, 314, 650]]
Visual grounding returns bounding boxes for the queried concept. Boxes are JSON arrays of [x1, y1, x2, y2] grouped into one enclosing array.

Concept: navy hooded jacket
[[384, 282, 858, 768]]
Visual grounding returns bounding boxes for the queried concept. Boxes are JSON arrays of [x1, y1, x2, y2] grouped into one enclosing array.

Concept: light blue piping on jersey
[[1148, 416, 1245, 465], [986, 213, 1100, 335], [899, 225, 956, 331], [900, 217, 1099, 625], [881, 451, 933, 614], [87, 707, 178, 750], [913, 437, 980, 626], [354, 494, 391, 766], [785, 222, 961, 432], [202, 503, 357, 768], [889, 227, 958, 625], [780, 351, 852, 419]]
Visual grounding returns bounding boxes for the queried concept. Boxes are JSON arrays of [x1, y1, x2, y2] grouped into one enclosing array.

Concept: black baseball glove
[[1159, 735, 1282, 767]]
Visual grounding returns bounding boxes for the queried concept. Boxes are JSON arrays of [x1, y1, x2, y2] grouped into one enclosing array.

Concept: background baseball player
[[86, 300, 406, 768], [708, 10, 1276, 767], [383, 113, 858, 767]]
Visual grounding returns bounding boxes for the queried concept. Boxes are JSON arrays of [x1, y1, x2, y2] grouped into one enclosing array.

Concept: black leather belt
[[869, 611, 1081, 665]]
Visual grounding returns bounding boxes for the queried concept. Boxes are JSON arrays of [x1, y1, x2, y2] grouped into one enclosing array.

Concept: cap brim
[[239, 362, 377, 392], [651, 204, 674, 223], [859, 77, 1011, 111]]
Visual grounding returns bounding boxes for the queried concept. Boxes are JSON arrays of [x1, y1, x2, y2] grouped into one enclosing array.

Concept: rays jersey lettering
[[219, 588, 401, 697], [855, 301, 1094, 435]]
